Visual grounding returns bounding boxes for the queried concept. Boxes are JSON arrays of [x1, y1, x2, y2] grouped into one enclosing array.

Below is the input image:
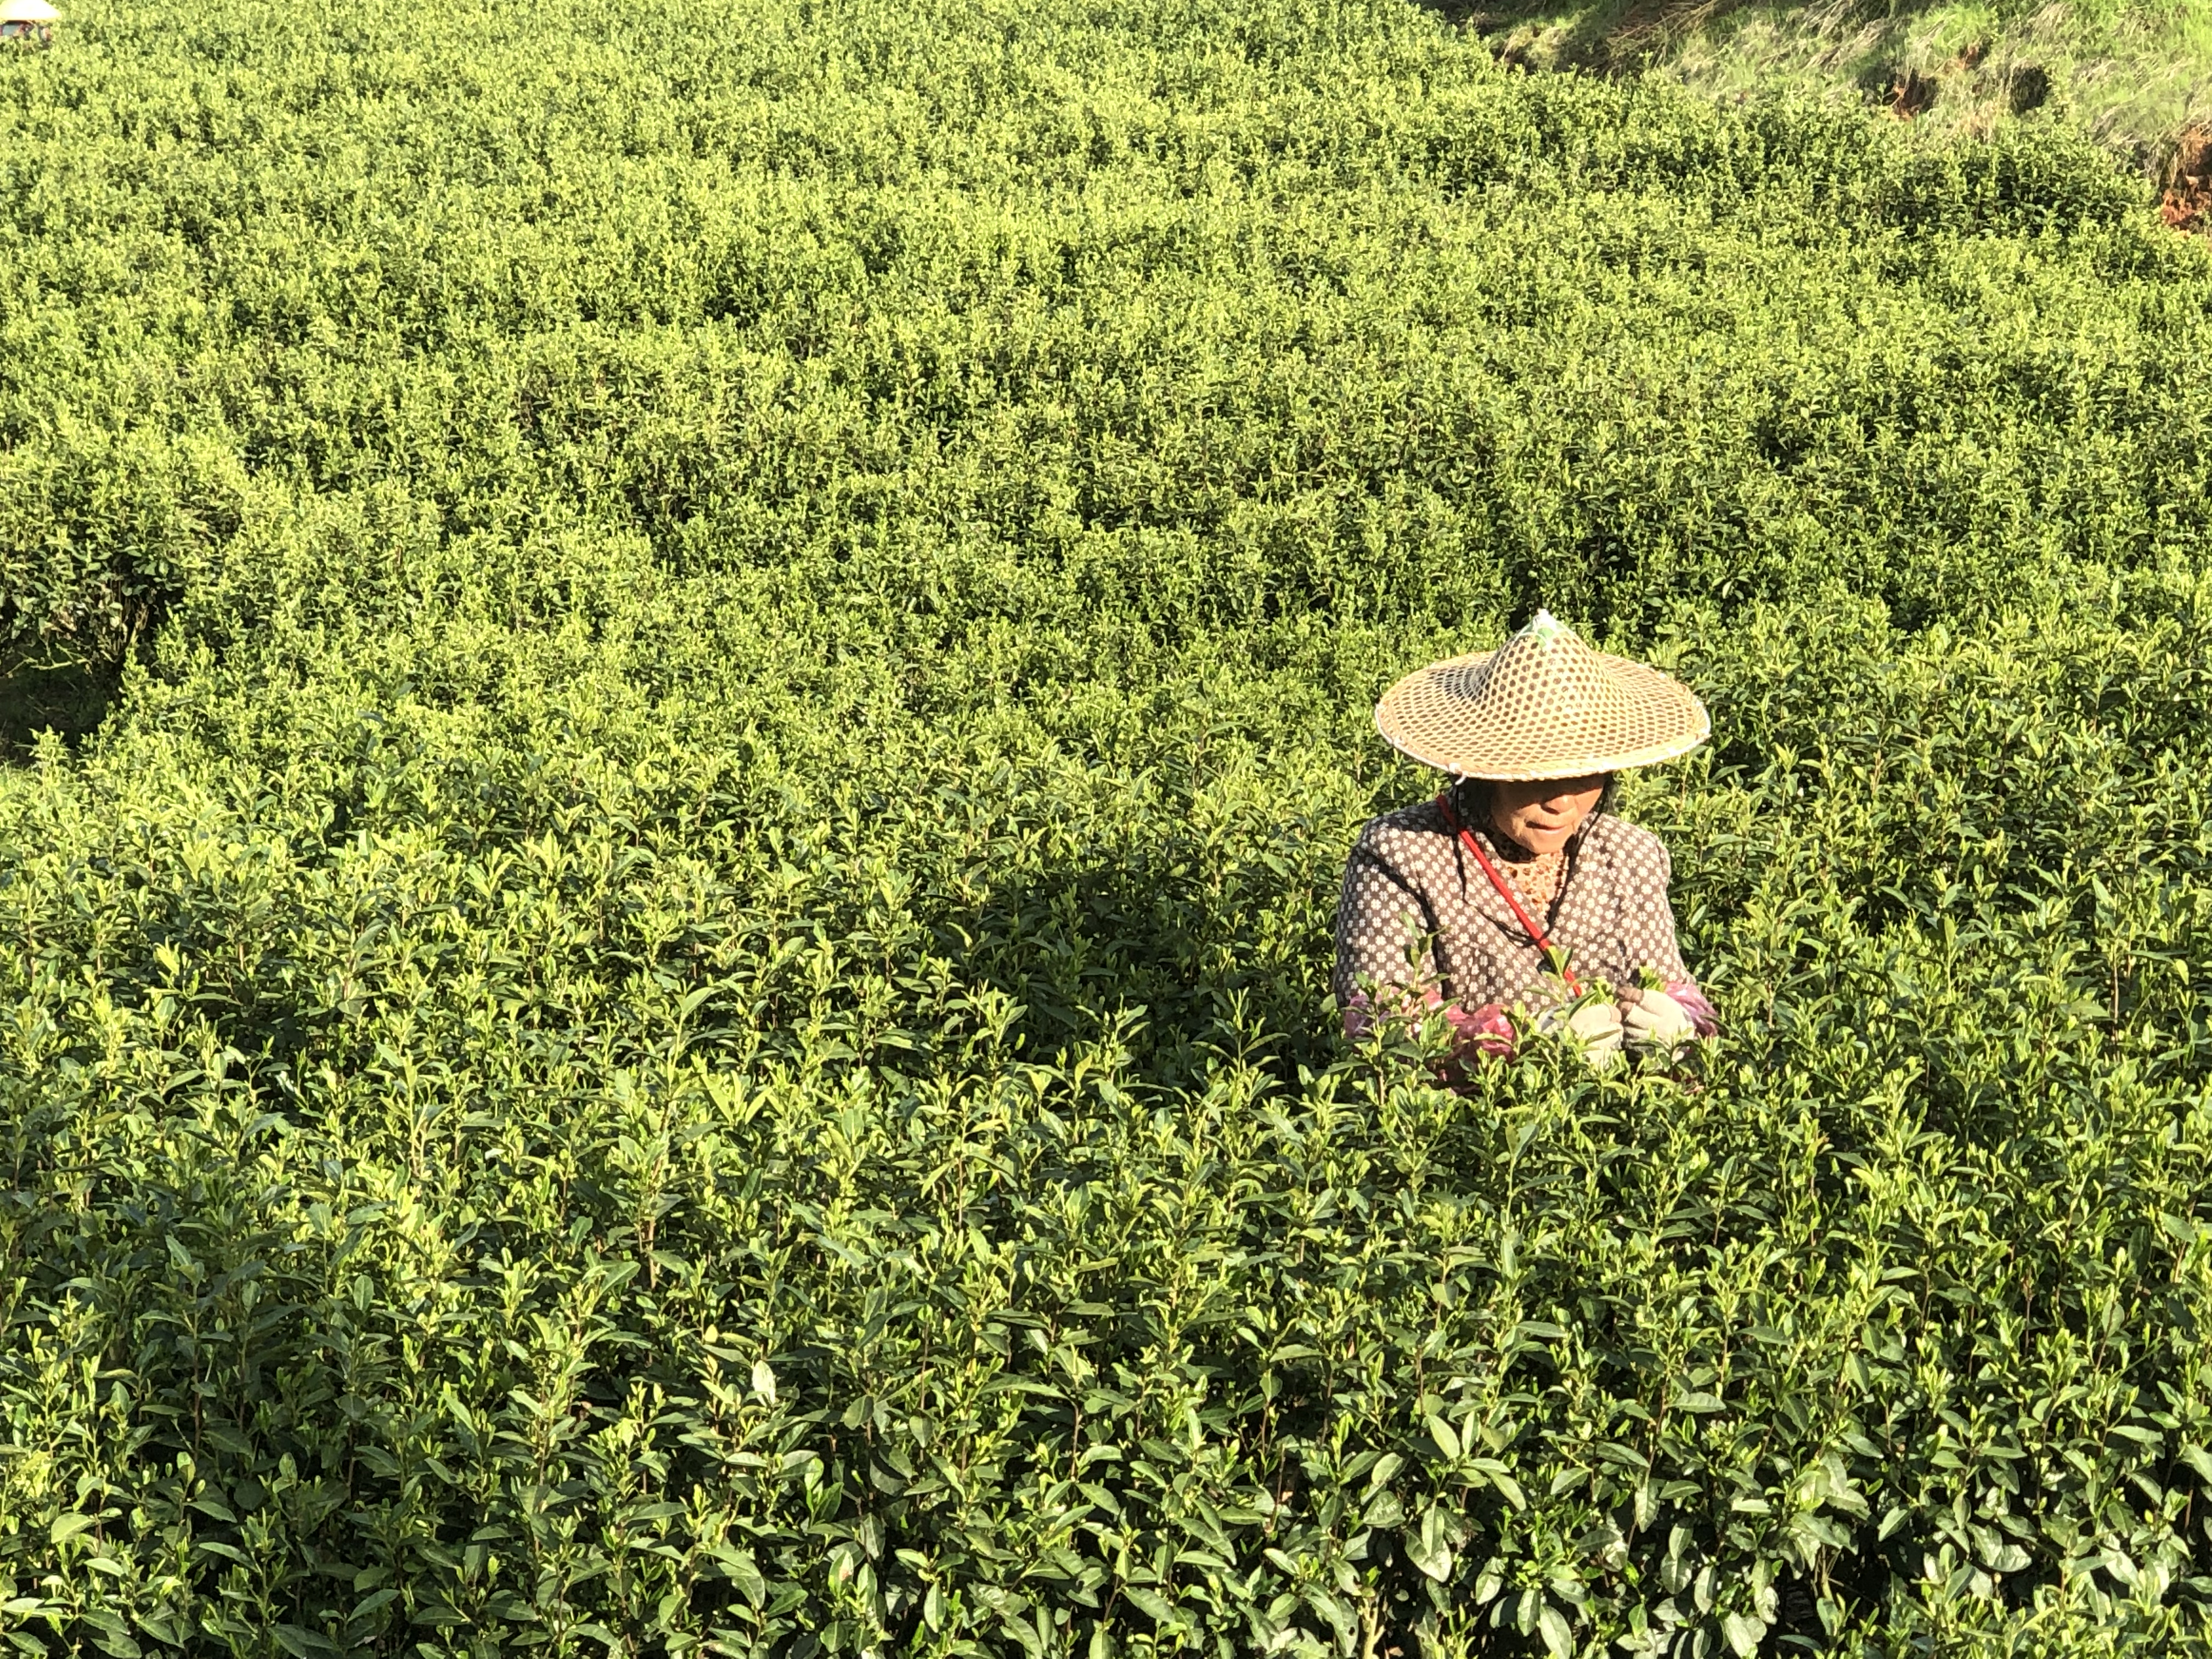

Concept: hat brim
[[1375, 649, 1711, 781]]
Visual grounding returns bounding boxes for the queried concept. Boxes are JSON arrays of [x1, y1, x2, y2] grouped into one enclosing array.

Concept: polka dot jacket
[[1331, 782, 1695, 1019]]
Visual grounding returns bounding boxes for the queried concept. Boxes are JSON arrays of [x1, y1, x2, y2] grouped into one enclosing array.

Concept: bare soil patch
[[2163, 128, 2212, 232], [1891, 67, 1938, 119]]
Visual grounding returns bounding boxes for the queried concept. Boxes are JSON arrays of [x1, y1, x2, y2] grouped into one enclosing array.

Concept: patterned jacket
[[1331, 785, 1695, 1020]]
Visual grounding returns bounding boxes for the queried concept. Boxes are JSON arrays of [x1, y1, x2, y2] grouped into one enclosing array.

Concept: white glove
[[1622, 989, 1696, 1056], [1539, 1000, 1624, 1071]]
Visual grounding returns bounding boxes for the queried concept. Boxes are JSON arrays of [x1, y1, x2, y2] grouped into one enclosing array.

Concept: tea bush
[[0, 0, 2209, 1655]]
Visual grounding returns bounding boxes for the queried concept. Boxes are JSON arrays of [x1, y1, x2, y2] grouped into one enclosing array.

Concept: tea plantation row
[[0, 0, 2209, 1654]]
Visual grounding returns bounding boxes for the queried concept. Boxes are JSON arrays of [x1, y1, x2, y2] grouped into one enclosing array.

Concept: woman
[[1334, 611, 1716, 1067]]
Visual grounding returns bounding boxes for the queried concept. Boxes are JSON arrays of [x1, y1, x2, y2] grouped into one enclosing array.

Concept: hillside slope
[[1465, 0, 2212, 177]]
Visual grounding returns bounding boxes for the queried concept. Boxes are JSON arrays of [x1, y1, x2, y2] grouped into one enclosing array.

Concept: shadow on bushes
[[0, 654, 121, 759], [934, 844, 1339, 1090]]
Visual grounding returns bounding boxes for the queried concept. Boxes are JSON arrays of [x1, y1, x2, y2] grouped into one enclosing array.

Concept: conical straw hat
[[0, 1, 58, 20], [1375, 611, 1709, 781]]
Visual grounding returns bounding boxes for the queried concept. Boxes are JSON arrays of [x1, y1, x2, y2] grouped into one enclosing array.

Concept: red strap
[[1436, 790, 1581, 992]]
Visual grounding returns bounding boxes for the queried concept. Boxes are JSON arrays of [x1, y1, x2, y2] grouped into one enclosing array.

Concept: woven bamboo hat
[[1375, 611, 1709, 781]]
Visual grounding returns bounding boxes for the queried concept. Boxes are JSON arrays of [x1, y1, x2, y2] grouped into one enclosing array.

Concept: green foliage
[[0, 0, 2208, 1655]]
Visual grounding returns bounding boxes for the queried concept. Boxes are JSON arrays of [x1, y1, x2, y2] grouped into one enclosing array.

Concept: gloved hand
[[1622, 988, 1697, 1057], [1538, 999, 1624, 1071]]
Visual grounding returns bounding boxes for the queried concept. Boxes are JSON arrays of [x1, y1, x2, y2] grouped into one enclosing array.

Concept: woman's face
[[1488, 774, 1606, 855]]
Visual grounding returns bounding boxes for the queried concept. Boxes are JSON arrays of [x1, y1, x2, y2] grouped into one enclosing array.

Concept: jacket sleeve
[[1616, 836, 1692, 988], [1332, 830, 1439, 1028]]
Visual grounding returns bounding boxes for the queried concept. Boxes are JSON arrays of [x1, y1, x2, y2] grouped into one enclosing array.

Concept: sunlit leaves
[[0, 0, 2208, 1652]]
